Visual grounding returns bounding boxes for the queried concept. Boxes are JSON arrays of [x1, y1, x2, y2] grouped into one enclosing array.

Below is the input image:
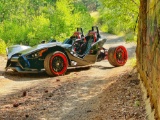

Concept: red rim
[[113, 46, 128, 65], [49, 53, 68, 76]]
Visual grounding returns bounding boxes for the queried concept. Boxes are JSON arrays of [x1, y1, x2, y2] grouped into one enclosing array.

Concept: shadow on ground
[[1, 65, 114, 82], [0, 70, 146, 120]]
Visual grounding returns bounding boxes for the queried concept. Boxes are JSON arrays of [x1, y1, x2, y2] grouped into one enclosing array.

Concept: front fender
[[7, 45, 31, 59]]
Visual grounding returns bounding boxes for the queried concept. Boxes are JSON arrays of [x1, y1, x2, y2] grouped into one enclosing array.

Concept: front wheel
[[108, 46, 128, 67], [44, 51, 68, 76]]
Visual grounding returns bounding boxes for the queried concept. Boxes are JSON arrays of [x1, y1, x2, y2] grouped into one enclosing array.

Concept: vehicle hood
[[19, 42, 62, 54], [7, 42, 63, 59]]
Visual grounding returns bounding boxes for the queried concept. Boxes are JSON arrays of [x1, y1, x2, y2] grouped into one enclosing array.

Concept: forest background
[[0, 0, 139, 54]]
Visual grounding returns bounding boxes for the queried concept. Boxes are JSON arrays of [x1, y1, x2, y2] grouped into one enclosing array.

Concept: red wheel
[[44, 52, 68, 76], [108, 46, 128, 67]]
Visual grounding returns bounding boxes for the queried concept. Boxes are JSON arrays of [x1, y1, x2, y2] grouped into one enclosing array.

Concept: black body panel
[[6, 38, 106, 73]]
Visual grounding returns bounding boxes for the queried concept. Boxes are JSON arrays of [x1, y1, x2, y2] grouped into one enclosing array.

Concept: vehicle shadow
[[0, 70, 4, 76], [66, 66, 91, 74], [1, 70, 49, 80], [1, 65, 115, 82], [92, 65, 115, 70]]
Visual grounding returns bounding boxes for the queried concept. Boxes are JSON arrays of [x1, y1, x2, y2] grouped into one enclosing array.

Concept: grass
[[0, 39, 7, 55], [128, 57, 137, 68]]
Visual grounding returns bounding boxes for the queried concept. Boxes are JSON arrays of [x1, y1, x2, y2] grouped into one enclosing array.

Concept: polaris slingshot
[[5, 26, 128, 76]]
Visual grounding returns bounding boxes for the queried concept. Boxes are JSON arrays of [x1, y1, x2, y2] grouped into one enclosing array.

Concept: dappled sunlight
[[42, 75, 118, 119]]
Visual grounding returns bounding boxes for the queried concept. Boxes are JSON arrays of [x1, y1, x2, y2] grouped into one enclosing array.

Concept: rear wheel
[[44, 52, 68, 76], [108, 46, 128, 67]]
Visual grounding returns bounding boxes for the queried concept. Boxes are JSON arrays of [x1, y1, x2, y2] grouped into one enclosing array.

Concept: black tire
[[108, 46, 128, 67], [44, 51, 68, 76]]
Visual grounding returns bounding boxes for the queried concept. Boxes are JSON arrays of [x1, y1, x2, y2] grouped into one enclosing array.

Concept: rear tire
[[108, 46, 128, 67], [44, 51, 68, 76]]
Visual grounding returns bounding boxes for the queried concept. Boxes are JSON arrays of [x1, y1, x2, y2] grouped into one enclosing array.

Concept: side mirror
[[41, 40, 46, 44]]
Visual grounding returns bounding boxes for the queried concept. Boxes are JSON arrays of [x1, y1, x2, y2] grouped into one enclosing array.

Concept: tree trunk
[[137, 0, 160, 119]]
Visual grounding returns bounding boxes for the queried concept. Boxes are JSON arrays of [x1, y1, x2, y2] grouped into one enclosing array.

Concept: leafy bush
[[100, 24, 108, 32], [129, 58, 137, 67], [125, 32, 137, 42], [0, 0, 93, 46], [97, 0, 139, 41], [0, 39, 7, 55]]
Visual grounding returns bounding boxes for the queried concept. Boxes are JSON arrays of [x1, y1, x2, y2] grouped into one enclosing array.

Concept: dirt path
[[0, 33, 146, 120]]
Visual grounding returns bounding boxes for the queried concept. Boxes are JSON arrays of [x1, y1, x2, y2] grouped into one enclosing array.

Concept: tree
[[0, 0, 93, 46], [98, 0, 139, 41]]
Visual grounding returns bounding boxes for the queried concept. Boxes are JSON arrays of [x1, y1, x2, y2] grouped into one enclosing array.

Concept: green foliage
[[97, 0, 139, 41], [0, 21, 28, 45], [0, 39, 7, 55], [129, 58, 137, 67], [28, 15, 52, 46], [0, 0, 93, 46], [90, 12, 100, 27], [125, 32, 137, 42], [100, 24, 108, 32], [75, 0, 100, 12]]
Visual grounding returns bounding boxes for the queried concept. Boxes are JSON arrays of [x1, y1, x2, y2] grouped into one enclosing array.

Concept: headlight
[[27, 48, 48, 58], [29, 52, 39, 58], [31, 53, 38, 58]]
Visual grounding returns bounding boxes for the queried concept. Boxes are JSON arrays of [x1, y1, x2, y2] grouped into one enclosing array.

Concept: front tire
[[108, 46, 128, 67], [44, 51, 68, 76]]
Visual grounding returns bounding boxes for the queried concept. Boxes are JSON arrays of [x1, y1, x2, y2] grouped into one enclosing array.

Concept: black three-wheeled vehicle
[[5, 26, 128, 76]]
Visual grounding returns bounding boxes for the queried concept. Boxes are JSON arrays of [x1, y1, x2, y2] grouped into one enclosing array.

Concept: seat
[[72, 30, 97, 57], [77, 36, 94, 56], [87, 31, 98, 43], [71, 32, 82, 39]]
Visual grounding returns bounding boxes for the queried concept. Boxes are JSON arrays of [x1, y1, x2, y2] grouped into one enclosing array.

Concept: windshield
[[63, 38, 73, 45]]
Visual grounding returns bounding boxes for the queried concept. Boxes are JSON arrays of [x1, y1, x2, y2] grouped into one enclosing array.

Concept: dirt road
[[0, 33, 146, 120]]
